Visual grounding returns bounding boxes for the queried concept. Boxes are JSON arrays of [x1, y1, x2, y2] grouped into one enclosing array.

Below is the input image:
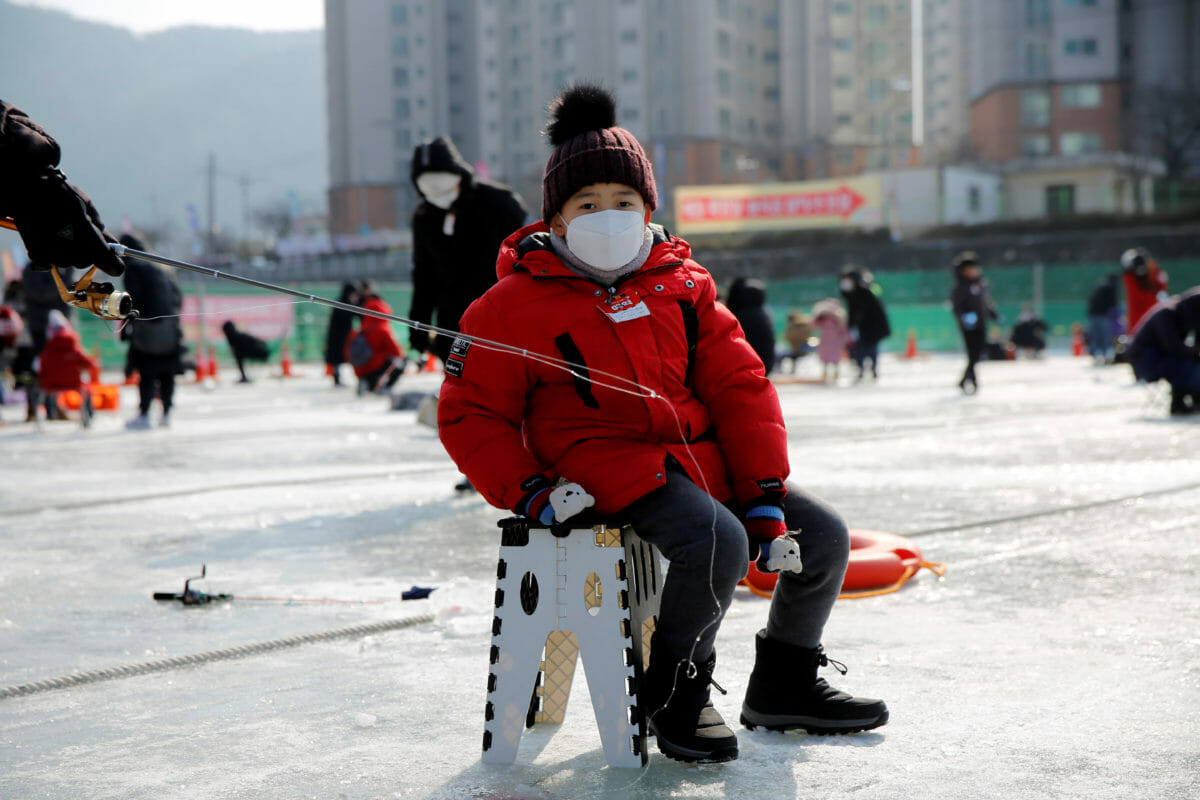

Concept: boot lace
[[815, 646, 849, 676]]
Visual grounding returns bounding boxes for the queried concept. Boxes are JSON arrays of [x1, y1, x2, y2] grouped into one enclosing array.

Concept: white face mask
[[562, 209, 647, 272], [416, 172, 461, 210]]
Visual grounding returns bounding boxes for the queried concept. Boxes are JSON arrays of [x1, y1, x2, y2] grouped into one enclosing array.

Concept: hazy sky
[[9, 0, 324, 33]]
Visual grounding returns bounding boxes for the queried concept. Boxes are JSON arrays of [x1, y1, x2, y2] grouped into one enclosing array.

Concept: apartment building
[[325, 0, 810, 234], [967, 0, 1198, 217]]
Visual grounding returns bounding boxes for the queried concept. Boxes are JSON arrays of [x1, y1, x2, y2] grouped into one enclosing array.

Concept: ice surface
[[2, 353, 1198, 799]]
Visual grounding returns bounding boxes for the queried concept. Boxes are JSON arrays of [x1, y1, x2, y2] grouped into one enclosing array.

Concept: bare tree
[[1131, 84, 1200, 179]]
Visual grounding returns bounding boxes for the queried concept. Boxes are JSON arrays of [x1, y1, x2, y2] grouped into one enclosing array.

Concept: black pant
[[139, 373, 175, 415], [960, 328, 986, 386]]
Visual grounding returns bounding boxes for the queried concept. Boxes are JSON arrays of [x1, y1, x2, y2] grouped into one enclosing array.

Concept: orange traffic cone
[[193, 342, 208, 382], [422, 354, 439, 373], [903, 329, 919, 359], [279, 340, 295, 377], [1071, 323, 1085, 357], [207, 345, 219, 380]]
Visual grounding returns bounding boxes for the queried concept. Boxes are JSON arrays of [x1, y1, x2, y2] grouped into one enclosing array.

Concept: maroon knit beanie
[[541, 84, 658, 224]]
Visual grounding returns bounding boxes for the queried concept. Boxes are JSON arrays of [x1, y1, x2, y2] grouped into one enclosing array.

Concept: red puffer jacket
[[347, 295, 404, 377], [438, 221, 789, 516], [38, 327, 96, 392]]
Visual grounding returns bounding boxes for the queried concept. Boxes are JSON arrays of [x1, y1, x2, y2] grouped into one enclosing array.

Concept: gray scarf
[[549, 226, 654, 288]]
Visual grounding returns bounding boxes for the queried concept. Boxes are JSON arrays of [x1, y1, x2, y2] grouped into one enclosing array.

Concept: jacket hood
[[495, 221, 687, 282], [410, 137, 475, 197], [727, 277, 767, 309]]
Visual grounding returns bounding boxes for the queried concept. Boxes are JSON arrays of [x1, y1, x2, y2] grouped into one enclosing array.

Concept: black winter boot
[[641, 651, 738, 763], [1169, 388, 1195, 416], [740, 630, 888, 734]]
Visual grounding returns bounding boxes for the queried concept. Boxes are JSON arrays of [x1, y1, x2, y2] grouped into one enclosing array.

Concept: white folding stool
[[482, 518, 663, 768]]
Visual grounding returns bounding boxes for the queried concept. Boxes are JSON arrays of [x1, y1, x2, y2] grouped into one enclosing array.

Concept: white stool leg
[[482, 526, 560, 764]]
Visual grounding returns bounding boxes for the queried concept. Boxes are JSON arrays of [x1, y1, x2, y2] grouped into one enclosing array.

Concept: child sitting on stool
[[437, 84, 887, 764]]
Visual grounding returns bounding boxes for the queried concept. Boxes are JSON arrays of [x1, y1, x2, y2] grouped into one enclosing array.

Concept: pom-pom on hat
[[541, 84, 657, 224]]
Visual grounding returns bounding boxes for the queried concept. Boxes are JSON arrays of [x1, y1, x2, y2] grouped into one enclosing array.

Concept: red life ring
[[742, 528, 942, 598]]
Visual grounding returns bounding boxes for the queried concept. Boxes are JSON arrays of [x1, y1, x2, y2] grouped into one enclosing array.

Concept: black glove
[[409, 327, 430, 354], [14, 169, 124, 276]]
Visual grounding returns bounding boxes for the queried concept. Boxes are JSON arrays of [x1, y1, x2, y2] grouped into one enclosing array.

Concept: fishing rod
[[152, 564, 435, 606], [1, 215, 658, 398]]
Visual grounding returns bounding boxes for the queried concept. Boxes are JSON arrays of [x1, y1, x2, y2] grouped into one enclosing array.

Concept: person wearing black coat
[[839, 267, 891, 381], [950, 251, 999, 394], [221, 320, 271, 384], [120, 234, 183, 428], [1126, 287, 1200, 415], [1086, 274, 1120, 364], [409, 136, 528, 364], [324, 281, 359, 386], [0, 99, 124, 276], [725, 277, 776, 374]]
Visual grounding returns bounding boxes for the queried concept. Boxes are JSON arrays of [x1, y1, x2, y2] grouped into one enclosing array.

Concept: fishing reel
[[152, 565, 232, 606], [50, 265, 136, 321]]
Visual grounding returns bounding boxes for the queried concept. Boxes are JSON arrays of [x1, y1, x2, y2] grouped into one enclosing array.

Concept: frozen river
[[2, 352, 1198, 799]]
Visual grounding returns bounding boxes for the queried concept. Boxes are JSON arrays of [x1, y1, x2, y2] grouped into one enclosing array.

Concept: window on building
[[392, 35, 408, 57], [1059, 131, 1102, 155], [717, 69, 732, 96], [833, 1, 852, 14], [865, 4, 889, 30], [393, 67, 409, 88], [394, 97, 410, 118], [391, 3, 407, 25], [1021, 134, 1051, 156], [718, 30, 732, 58], [1021, 88, 1051, 128], [1061, 83, 1102, 108], [866, 41, 889, 65], [1025, 41, 1049, 78], [968, 185, 981, 213], [865, 78, 889, 103], [1063, 0, 1097, 6], [1064, 38, 1098, 56], [833, 38, 853, 52], [620, 29, 638, 44], [1026, 0, 1049, 26], [835, 75, 853, 89], [835, 113, 853, 127], [719, 108, 732, 135], [1045, 184, 1075, 216]]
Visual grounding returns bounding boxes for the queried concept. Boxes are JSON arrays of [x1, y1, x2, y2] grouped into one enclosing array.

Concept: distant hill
[[0, 1, 326, 252]]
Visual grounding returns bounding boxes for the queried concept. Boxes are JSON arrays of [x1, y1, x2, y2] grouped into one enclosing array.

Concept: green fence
[[74, 259, 1200, 370], [768, 257, 1200, 353]]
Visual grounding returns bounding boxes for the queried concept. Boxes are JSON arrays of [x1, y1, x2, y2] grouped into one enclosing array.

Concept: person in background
[[0, 99, 124, 277], [1125, 287, 1200, 416], [1010, 304, 1048, 359], [345, 280, 405, 395], [812, 298, 849, 384], [950, 251, 998, 394], [324, 281, 359, 387], [408, 136, 527, 365], [1086, 274, 1120, 365], [838, 266, 891, 382], [725, 277, 776, 375], [781, 310, 814, 374], [438, 85, 886, 764], [37, 309, 97, 427], [120, 233, 183, 429], [221, 320, 270, 384], [1121, 247, 1168, 335]]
